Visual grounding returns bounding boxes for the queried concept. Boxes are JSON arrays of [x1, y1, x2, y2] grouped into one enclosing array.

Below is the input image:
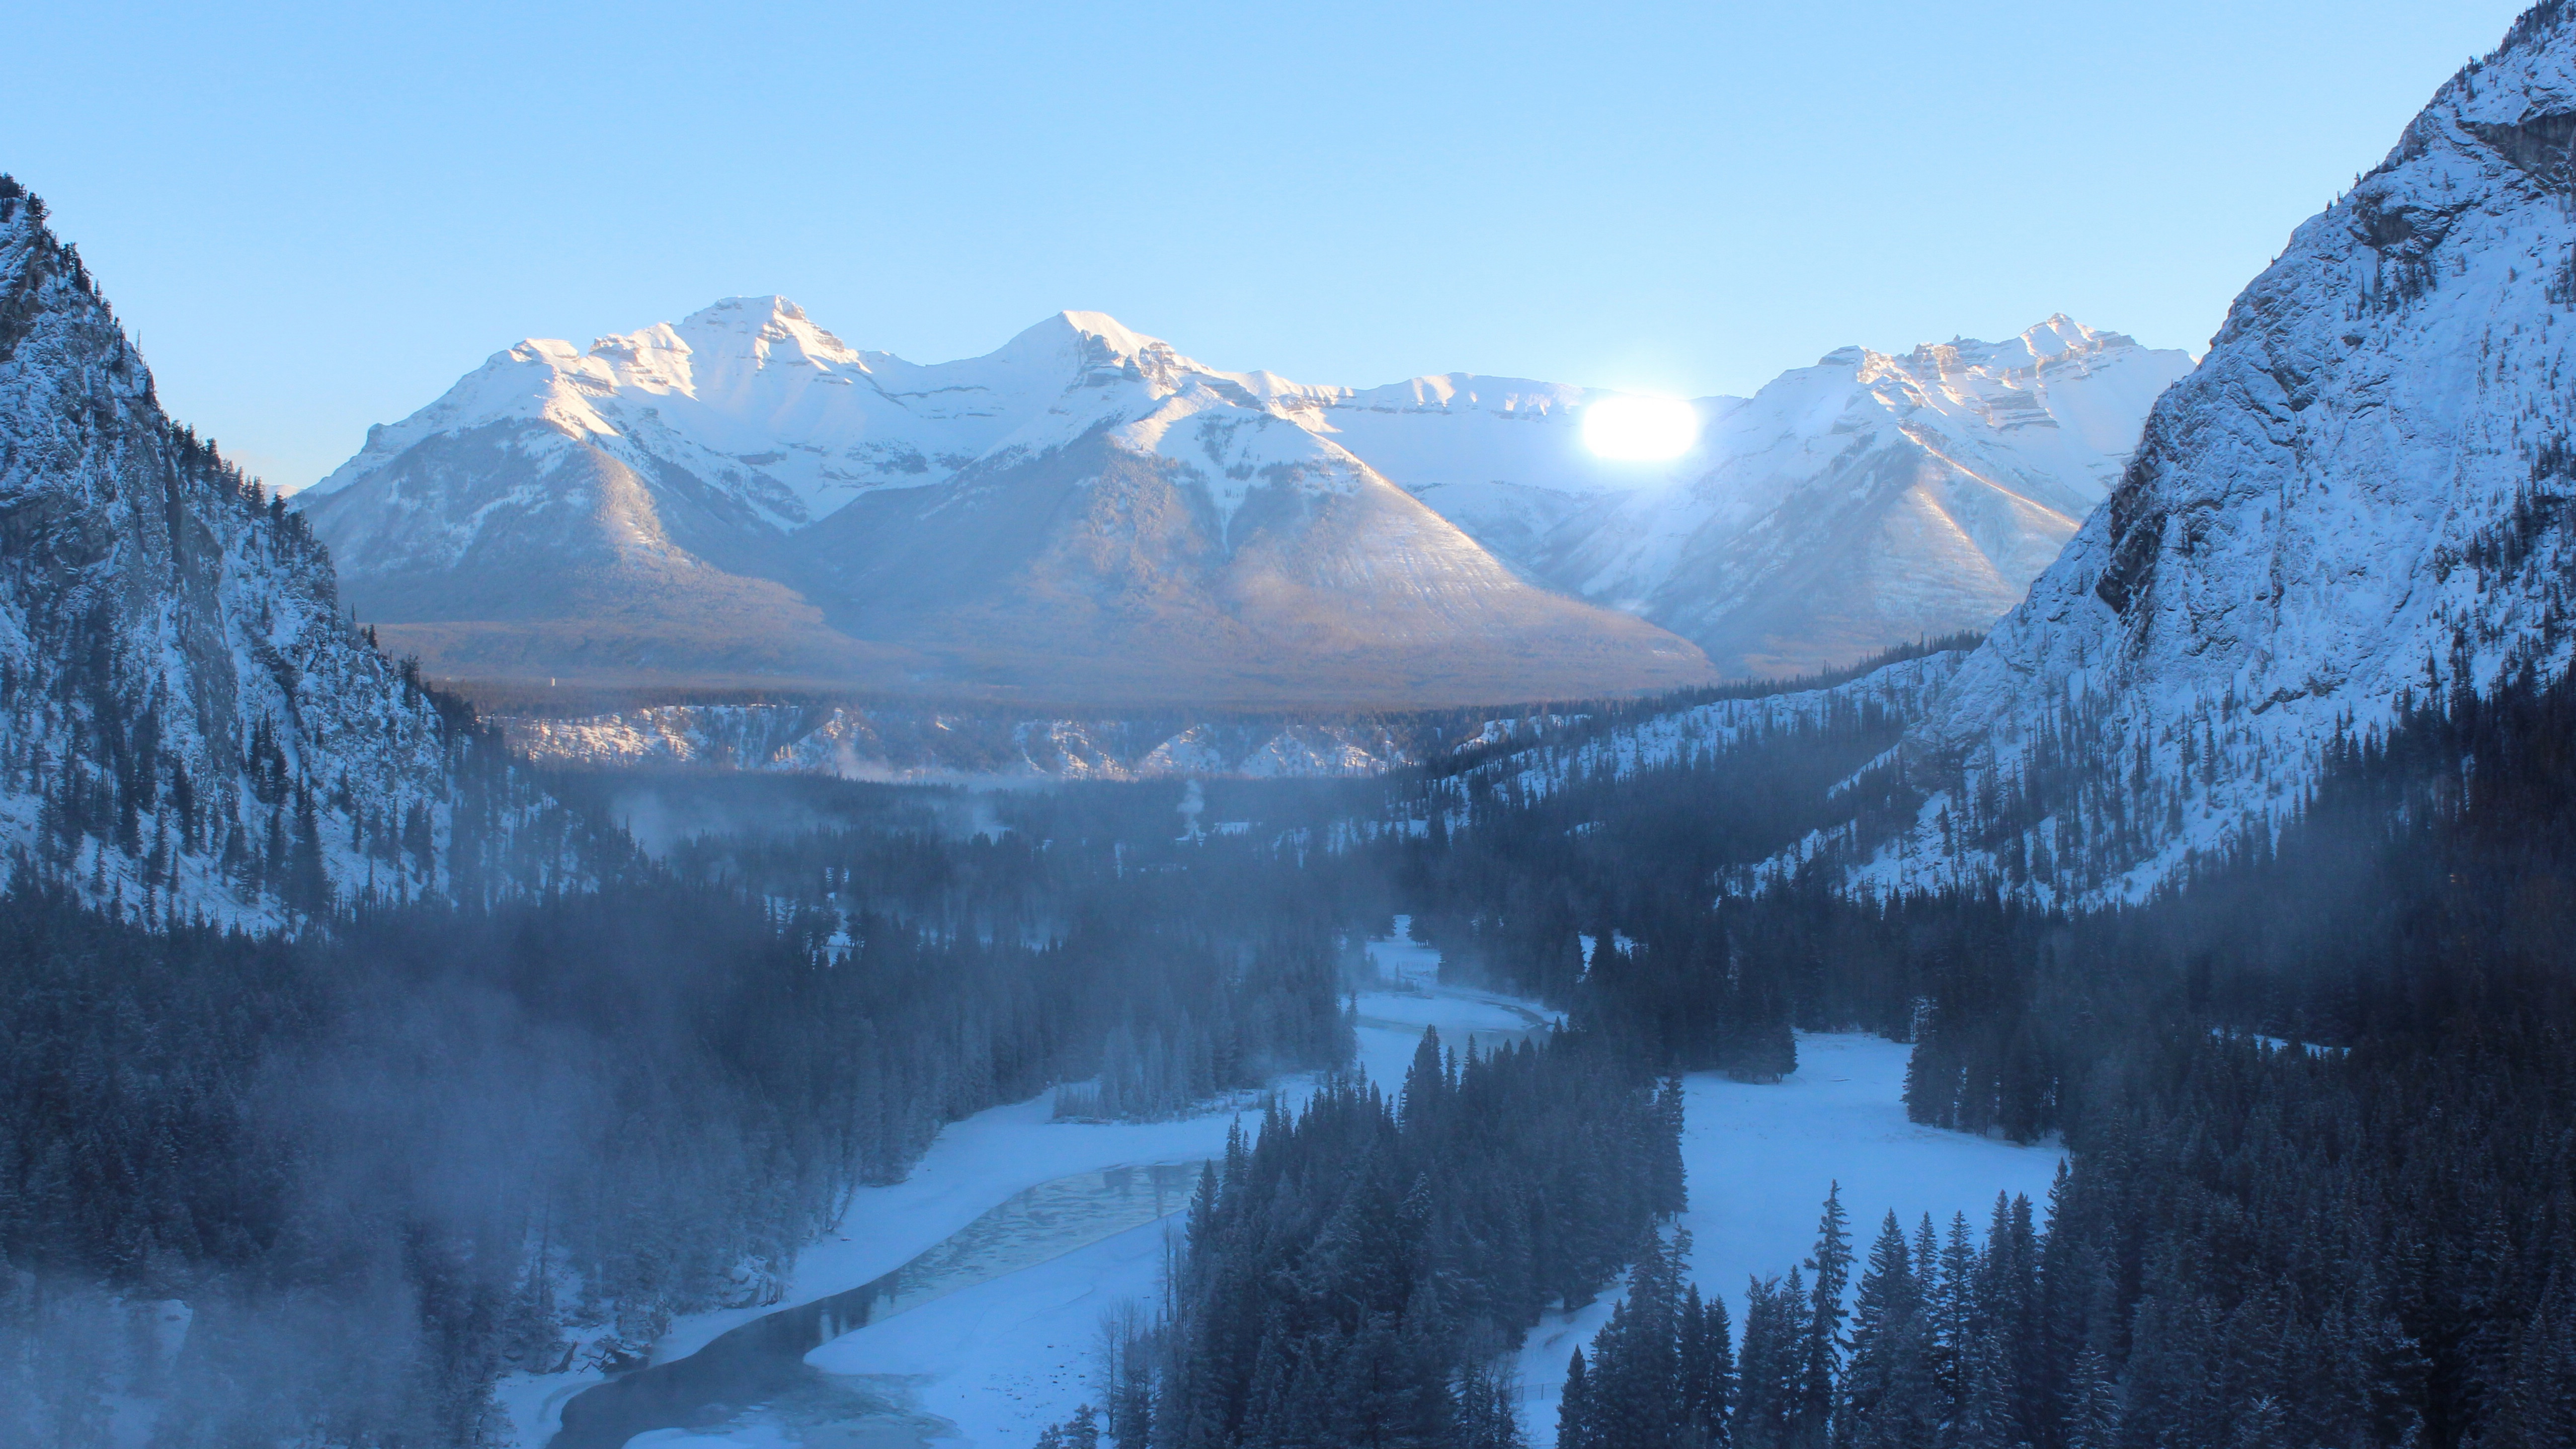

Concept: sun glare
[[1581, 394, 1700, 461]]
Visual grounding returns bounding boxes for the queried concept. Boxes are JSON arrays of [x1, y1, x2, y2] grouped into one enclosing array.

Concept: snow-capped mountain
[[307, 298, 1352, 537], [298, 301, 1711, 706], [1383, 319, 2191, 679], [1805, 4, 2576, 903], [0, 178, 483, 923], [300, 299, 2181, 705]]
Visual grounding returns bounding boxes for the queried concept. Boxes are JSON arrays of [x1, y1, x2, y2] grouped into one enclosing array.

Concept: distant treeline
[[1387, 702, 1914, 1081]]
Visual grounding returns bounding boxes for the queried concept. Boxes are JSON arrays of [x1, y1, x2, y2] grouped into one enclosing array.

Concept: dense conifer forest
[[0, 807, 1357, 1444], [1092, 1029, 1683, 1449], [12, 655, 2576, 1447], [1020, 665, 2576, 1449], [1428, 669, 2576, 1449]]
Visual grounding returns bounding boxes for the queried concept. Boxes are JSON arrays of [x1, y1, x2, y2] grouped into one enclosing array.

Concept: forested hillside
[[0, 792, 1360, 1444], [0, 178, 561, 925], [1482, 662, 2576, 1449], [18, 620, 2576, 1449]]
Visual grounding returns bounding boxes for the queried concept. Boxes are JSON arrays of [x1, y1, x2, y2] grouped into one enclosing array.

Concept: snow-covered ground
[[1508, 1034, 2064, 1440], [1350, 919, 1557, 1083], [504, 921, 1540, 1448], [790, 931, 1560, 1449], [498, 1093, 1245, 1449], [515, 926, 2057, 1449]]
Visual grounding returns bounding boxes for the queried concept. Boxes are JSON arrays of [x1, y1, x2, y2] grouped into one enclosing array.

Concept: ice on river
[[497, 1092, 1250, 1448], [763, 925, 1567, 1449], [506, 926, 2057, 1449]]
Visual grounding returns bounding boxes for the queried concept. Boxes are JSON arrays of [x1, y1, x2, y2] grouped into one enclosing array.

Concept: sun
[[1581, 394, 1700, 461]]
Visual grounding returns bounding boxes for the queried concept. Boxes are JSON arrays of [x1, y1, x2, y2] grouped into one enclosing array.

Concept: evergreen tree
[[1833, 1213, 1925, 1449], [2061, 1347, 2116, 1449], [1735, 1270, 1807, 1449], [1456, 1362, 1526, 1449], [1562, 1349, 1597, 1449], [1795, 1185, 1851, 1449], [1680, 1284, 1736, 1449]]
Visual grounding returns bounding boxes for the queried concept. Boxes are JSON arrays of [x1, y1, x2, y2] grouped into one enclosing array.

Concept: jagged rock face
[[300, 300, 1714, 705], [0, 179, 456, 922], [300, 298, 2181, 704], [1839, 3, 2576, 902], [1399, 319, 2192, 679]]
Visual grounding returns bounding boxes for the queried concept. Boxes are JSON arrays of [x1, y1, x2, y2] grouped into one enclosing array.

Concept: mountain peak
[[1886, 318, 2145, 378], [1054, 308, 1159, 354], [988, 308, 1181, 370], [682, 293, 810, 329], [1828, 4, 2576, 904], [2019, 313, 2096, 353], [300, 280, 2181, 701], [671, 294, 861, 367], [967, 309, 1209, 400]]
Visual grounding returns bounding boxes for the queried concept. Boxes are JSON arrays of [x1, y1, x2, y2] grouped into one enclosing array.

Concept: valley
[[12, 8, 2576, 1449]]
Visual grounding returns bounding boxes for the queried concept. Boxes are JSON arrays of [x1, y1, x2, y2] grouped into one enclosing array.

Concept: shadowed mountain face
[[0, 178, 467, 923], [784, 431, 1707, 704], [299, 299, 2180, 703]]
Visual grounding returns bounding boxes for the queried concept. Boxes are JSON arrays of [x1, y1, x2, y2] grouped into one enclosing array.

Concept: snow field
[[801, 1213, 1177, 1448], [1509, 1033, 2065, 1443]]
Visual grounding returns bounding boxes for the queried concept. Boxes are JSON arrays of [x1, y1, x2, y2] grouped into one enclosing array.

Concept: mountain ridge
[[300, 299, 1719, 705], [301, 300, 2184, 702], [1768, 3, 2576, 904], [0, 177, 540, 924]]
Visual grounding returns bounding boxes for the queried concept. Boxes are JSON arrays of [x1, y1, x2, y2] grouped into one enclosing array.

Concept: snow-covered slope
[[0, 178, 479, 923], [498, 704, 1414, 781], [1460, 650, 1967, 807], [302, 300, 2179, 705], [1370, 649, 1968, 857], [300, 301, 1711, 706], [1813, 4, 2576, 904], [1403, 319, 2191, 680]]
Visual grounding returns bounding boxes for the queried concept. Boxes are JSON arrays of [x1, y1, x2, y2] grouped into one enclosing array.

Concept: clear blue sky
[[5, 1, 2533, 491]]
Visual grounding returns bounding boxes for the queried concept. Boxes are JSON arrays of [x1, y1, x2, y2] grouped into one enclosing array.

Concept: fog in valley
[[11, 5, 2576, 1447]]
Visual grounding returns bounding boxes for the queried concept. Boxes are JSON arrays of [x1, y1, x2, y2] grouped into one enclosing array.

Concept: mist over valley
[[8, 8, 2576, 1449]]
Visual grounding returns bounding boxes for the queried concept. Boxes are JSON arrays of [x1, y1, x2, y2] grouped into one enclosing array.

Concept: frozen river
[[509, 923, 2061, 1449], [548, 1164, 1205, 1448]]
